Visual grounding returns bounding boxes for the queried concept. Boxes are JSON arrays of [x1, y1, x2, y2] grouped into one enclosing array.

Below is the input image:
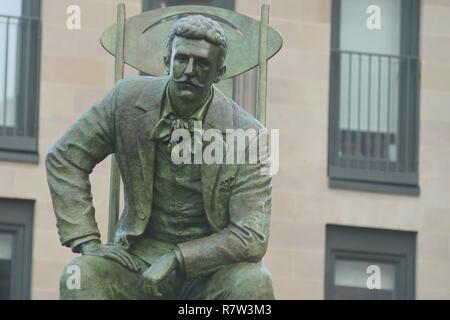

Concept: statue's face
[[166, 36, 225, 102]]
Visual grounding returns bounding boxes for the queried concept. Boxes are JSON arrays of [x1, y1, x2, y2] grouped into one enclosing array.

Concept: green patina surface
[[46, 8, 281, 300]]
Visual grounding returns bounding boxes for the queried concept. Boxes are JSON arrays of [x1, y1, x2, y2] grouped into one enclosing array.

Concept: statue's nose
[[184, 58, 194, 76]]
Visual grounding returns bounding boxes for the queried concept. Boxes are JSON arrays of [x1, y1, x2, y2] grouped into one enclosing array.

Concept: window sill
[[0, 150, 39, 164], [329, 178, 420, 196]]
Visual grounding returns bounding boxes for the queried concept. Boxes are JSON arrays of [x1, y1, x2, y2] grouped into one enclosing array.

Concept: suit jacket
[[46, 76, 272, 279]]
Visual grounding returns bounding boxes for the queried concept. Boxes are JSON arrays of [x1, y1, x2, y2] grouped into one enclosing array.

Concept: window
[[143, 0, 234, 12], [0, 232, 13, 298], [325, 224, 416, 300], [328, 0, 421, 195], [0, 198, 34, 300], [142, 0, 259, 117], [0, 0, 41, 163]]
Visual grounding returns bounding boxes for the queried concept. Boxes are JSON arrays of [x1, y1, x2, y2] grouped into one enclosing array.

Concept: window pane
[[0, 0, 40, 150], [0, 18, 22, 128], [0, 1, 22, 17], [1, 0, 24, 134], [0, 0, 22, 127], [334, 259, 396, 300], [337, 0, 402, 163], [0, 232, 13, 299], [340, 0, 401, 55], [338, 52, 400, 162]]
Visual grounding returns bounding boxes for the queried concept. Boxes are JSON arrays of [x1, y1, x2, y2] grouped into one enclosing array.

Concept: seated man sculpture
[[46, 14, 274, 300]]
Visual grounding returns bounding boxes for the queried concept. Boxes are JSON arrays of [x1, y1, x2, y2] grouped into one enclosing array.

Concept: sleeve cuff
[[173, 246, 186, 277], [70, 234, 101, 253]]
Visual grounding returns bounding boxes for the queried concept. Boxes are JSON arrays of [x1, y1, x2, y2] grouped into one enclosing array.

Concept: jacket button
[[138, 214, 146, 220]]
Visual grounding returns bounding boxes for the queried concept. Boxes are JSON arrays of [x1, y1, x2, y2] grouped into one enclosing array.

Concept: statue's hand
[[80, 240, 144, 272], [142, 252, 177, 298]]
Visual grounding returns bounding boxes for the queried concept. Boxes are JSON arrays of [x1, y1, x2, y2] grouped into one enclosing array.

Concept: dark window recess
[[325, 224, 416, 300], [0, 198, 34, 300], [328, 0, 421, 195], [0, 0, 41, 162], [0, 232, 13, 299]]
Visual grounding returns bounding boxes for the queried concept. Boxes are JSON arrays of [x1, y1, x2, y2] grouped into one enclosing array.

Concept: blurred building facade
[[0, 0, 449, 299]]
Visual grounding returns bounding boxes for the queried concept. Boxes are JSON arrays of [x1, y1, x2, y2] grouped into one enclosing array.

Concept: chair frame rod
[[107, 3, 125, 244]]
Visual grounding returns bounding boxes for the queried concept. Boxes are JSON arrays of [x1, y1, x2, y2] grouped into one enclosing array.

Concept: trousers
[[60, 255, 275, 300]]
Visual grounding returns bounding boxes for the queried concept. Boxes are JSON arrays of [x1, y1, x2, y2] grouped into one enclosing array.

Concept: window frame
[[0, 0, 42, 163], [327, 0, 421, 196], [325, 224, 416, 300], [0, 198, 34, 300]]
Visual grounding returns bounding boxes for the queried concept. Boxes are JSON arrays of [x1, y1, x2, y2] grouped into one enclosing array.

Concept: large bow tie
[[151, 113, 196, 143], [151, 85, 213, 155], [151, 113, 202, 155]]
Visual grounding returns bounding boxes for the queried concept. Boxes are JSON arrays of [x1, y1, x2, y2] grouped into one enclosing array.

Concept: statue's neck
[[168, 84, 211, 119]]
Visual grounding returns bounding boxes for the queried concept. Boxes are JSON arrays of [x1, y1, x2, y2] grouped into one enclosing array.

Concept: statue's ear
[[214, 65, 226, 83], [163, 55, 170, 75]]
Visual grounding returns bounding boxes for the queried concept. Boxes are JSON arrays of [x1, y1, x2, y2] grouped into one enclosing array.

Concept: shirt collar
[[162, 83, 214, 122]]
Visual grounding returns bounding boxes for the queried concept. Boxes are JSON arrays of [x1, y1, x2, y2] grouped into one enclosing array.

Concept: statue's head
[[164, 15, 227, 103]]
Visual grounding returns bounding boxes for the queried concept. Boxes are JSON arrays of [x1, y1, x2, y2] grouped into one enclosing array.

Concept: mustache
[[174, 77, 205, 88]]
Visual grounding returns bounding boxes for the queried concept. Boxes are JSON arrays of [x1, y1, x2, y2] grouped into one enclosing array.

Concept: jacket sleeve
[[45, 83, 119, 250], [177, 132, 272, 279]]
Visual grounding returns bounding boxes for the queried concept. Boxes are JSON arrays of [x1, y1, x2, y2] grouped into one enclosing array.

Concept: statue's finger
[[121, 251, 141, 271], [152, 285, 162, 298], [114, 249, 138, 271], [106, 252, 129, 269], [145, 284, 160, 298], [136, 259, 147, 271], [111, 250, 134, 270], [144, 284, 152, 297]]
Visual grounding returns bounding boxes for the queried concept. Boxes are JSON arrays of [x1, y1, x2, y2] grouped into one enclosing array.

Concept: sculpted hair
[[166, 15, 227, 67]]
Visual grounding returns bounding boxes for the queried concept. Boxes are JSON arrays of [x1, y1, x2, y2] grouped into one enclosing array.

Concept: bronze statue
[[46, 14, 274, 299]]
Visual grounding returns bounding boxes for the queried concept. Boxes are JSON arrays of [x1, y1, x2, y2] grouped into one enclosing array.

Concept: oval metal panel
[[100, 5, 283, 79]]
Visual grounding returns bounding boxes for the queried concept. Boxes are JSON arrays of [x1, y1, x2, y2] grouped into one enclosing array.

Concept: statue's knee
[[242, 264, 273, 291], [60, 256, 105, 293], [59, 256, 139, 300], [224, 263, 274, 299]]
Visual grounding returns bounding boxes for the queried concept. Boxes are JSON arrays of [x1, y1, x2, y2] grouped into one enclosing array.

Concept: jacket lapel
[[129, 79, 235, 232], [132, 77, 169, 192], [201, 87, 234, 231]]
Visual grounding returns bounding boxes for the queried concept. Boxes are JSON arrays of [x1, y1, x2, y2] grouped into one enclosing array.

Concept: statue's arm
[[176, 134, 272, 279], [45, 84, 119, 252]]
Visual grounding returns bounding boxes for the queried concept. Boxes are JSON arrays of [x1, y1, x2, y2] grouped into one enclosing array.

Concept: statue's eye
[[176, 54, 188, 62], [197, 59, 209, 69]]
